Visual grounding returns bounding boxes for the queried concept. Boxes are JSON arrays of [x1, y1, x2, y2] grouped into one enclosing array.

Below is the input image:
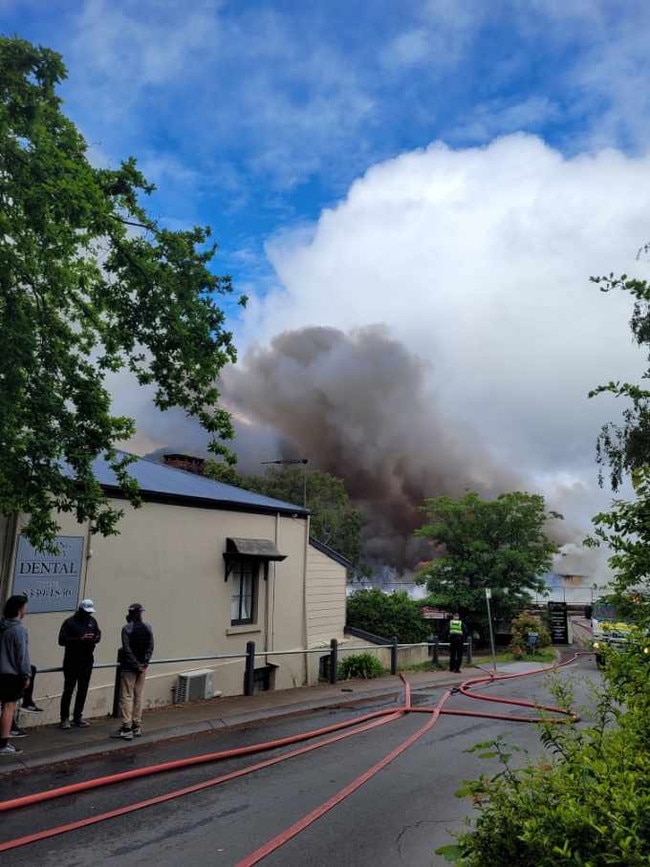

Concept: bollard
[[111, 649, 122, 718], [466, 635, 473, 665], [390, 635, 398, 675], [329, 638, 338, 684], [432, 636, 440, 668], [244, 640, 256, 696]]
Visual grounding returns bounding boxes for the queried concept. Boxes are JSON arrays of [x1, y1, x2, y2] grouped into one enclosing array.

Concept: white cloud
[[238, 134, 650, 520]]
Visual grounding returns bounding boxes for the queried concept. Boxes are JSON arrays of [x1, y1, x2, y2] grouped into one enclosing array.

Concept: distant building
[[536, 572, 601, 605]]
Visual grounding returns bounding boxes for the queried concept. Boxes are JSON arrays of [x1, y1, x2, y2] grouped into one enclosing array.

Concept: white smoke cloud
[[239, 135, 650, 508]]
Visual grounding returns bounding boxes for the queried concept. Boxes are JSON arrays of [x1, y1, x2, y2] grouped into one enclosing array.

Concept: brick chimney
[[162, 454, 206, 475]]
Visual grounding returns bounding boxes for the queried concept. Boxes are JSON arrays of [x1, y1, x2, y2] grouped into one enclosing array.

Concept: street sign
[[548, 601, 569, 644], [485, 588, 492, 599]]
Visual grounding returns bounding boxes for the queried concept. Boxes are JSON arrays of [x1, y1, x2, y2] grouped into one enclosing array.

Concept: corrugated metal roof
[[88, 452, 309, 517]]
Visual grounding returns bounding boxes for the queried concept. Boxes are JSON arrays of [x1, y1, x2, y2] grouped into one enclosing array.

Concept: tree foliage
[[415, 492, 559, 629], [589, 271, 650, 491], [244, 466, 364, 566], [438, 640, 650, 865], [346, 588, 430, 643], [587, 269, 650, 621], [0, 37, 241, 548]]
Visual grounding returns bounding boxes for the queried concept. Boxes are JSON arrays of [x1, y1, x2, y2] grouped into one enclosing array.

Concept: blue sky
[[5, 1, 650, 551], [4, 0, 650, 297]]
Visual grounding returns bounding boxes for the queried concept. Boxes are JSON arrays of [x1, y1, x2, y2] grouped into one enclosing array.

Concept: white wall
[[4, 501, 310, 724]]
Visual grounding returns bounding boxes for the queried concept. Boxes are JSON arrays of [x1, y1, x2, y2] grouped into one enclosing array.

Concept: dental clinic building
[[0, 454, 349, 724]]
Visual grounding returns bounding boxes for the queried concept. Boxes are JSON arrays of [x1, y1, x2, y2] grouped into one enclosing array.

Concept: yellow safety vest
[[449, 619, 463, 635]]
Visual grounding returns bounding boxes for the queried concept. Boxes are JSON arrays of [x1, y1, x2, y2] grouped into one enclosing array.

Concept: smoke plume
[[222, 325, 527, 567]]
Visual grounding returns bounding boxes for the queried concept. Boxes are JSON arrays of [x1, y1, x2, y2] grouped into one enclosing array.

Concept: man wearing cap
[[113, 603, 154, 740], [58, 599, 101, 729]]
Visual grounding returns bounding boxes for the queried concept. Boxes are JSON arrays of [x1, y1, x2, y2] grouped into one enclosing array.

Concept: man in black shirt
[[113, 603, 154, 741], [58, 599, 101, 728]]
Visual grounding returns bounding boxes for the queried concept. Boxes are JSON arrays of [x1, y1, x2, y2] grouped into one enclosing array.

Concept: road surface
[[0, 654, 600, 866]]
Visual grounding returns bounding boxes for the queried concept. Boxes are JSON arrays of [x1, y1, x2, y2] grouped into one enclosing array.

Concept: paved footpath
[[0, 659, 561, 777]]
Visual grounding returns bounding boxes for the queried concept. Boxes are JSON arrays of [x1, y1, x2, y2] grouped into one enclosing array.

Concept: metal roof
[[88, 452, 310, 517], [309, 537, 354, 570]]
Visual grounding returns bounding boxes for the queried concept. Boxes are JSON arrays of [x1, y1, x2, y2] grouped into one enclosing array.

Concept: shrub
[[346, 589, 430, 643], [437, 639, 650, 865], [337, 653, 384, 680], [509, 612, 551, 655]]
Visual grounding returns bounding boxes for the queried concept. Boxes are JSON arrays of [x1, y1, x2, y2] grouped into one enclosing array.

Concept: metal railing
[[32, 635, 473, 714]]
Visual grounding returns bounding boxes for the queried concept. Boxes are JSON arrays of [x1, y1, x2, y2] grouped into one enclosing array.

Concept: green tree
[[203, 459, 243, 488], [415, 492, 559, 629], [346, 588, 430, 643], [0, 37, 242, 549], [589, 271, 650, 491], [244, 466, 364, 566]]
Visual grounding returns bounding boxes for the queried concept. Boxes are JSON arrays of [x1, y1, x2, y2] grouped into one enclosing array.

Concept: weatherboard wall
[[2, 499, 313, 724]]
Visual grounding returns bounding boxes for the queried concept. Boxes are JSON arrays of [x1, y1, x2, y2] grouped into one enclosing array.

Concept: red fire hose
[[0, 655, 581, 859]]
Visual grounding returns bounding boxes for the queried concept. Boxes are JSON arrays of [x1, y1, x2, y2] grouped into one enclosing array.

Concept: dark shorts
[[0, 673, 25, 703]]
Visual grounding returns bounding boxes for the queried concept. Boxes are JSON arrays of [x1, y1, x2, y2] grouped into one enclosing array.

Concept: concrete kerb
[[0, 663, 560, 778]]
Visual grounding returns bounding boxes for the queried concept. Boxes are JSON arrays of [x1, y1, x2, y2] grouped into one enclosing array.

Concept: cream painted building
[[0, 454, 349, 725]]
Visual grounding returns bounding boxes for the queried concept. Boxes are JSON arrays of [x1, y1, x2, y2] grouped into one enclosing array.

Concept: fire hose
[[0, 654, 581, 859]]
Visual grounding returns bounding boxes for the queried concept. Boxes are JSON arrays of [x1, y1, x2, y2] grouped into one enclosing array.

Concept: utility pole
[[485, 588, 497, 673]]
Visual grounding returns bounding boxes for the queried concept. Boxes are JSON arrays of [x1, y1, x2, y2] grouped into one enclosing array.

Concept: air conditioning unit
[[175, 669, 215, 703]]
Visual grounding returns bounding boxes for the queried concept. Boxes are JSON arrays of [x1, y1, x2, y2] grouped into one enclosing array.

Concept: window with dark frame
[[230, 558, 259, 625]]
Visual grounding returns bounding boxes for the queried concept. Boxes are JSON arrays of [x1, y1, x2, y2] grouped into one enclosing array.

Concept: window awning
[[223, 537, 287, 580]]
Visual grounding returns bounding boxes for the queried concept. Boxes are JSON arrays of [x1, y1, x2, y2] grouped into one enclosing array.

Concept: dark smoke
[[222, 325, 526, 567]]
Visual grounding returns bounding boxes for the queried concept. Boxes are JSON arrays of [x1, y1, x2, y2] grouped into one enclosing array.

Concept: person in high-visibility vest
[[448, 613, 466, 673]]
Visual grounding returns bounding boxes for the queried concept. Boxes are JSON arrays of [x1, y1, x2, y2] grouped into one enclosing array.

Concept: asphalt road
[[0, 654, 601, 867]]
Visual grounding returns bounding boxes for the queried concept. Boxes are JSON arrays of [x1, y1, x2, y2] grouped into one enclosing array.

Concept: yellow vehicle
[[591, 600, 633, 668]]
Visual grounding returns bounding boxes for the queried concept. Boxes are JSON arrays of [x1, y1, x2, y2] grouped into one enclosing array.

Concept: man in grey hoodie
[[0, 594, 31, 756]]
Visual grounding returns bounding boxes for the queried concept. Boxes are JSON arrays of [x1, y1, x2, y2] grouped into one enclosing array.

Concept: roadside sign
[[485, 588, 492, 599], [420, 606, 447, 620]]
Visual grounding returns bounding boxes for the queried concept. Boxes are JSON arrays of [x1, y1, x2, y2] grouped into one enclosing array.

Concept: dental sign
[[12, 535, 84, 613]]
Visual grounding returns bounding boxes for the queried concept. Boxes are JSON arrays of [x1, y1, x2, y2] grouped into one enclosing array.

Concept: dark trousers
[[449, 636, 464, 672], [60, 657, 94, 722], [21, 665, 37, 706]]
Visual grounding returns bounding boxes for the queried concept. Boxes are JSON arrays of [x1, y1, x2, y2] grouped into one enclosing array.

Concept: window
[[230, 559, 259, 625]]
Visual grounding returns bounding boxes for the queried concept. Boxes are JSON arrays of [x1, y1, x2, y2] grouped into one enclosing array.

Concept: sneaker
[[10, 726, 27, 738], [72, 719, 90, 728], [60, 719, 71, 730], [0, 743, 23, 756], [21, 702, 43, 713], [132, 725, 142, 738], [111, 726, 133, 741]]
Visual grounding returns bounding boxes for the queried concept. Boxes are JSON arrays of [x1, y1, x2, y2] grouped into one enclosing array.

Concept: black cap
[[128, 603, 145, 613]]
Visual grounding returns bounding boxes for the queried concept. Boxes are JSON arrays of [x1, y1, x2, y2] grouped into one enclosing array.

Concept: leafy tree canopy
[[346, 588, 430, 643], [415, 491, 559, 626], [243, 465, 364, 567], [0, 37, 242, 549]]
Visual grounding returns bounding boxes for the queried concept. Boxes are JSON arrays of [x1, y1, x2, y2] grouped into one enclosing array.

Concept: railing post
[[111, 649, 122, 718], [329, 638, 338, 684], [244, 640, 256, 696], [432, 636, 440, 668], [466, 635, 473, 665], [390, 635, 398, 675]]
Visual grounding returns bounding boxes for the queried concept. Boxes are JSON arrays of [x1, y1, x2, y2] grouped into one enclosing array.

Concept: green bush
[[346, 588, 430, 643], [438, 638, 650, 865], [508, 612, 551, 657], [337, 653, 384, 680]]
